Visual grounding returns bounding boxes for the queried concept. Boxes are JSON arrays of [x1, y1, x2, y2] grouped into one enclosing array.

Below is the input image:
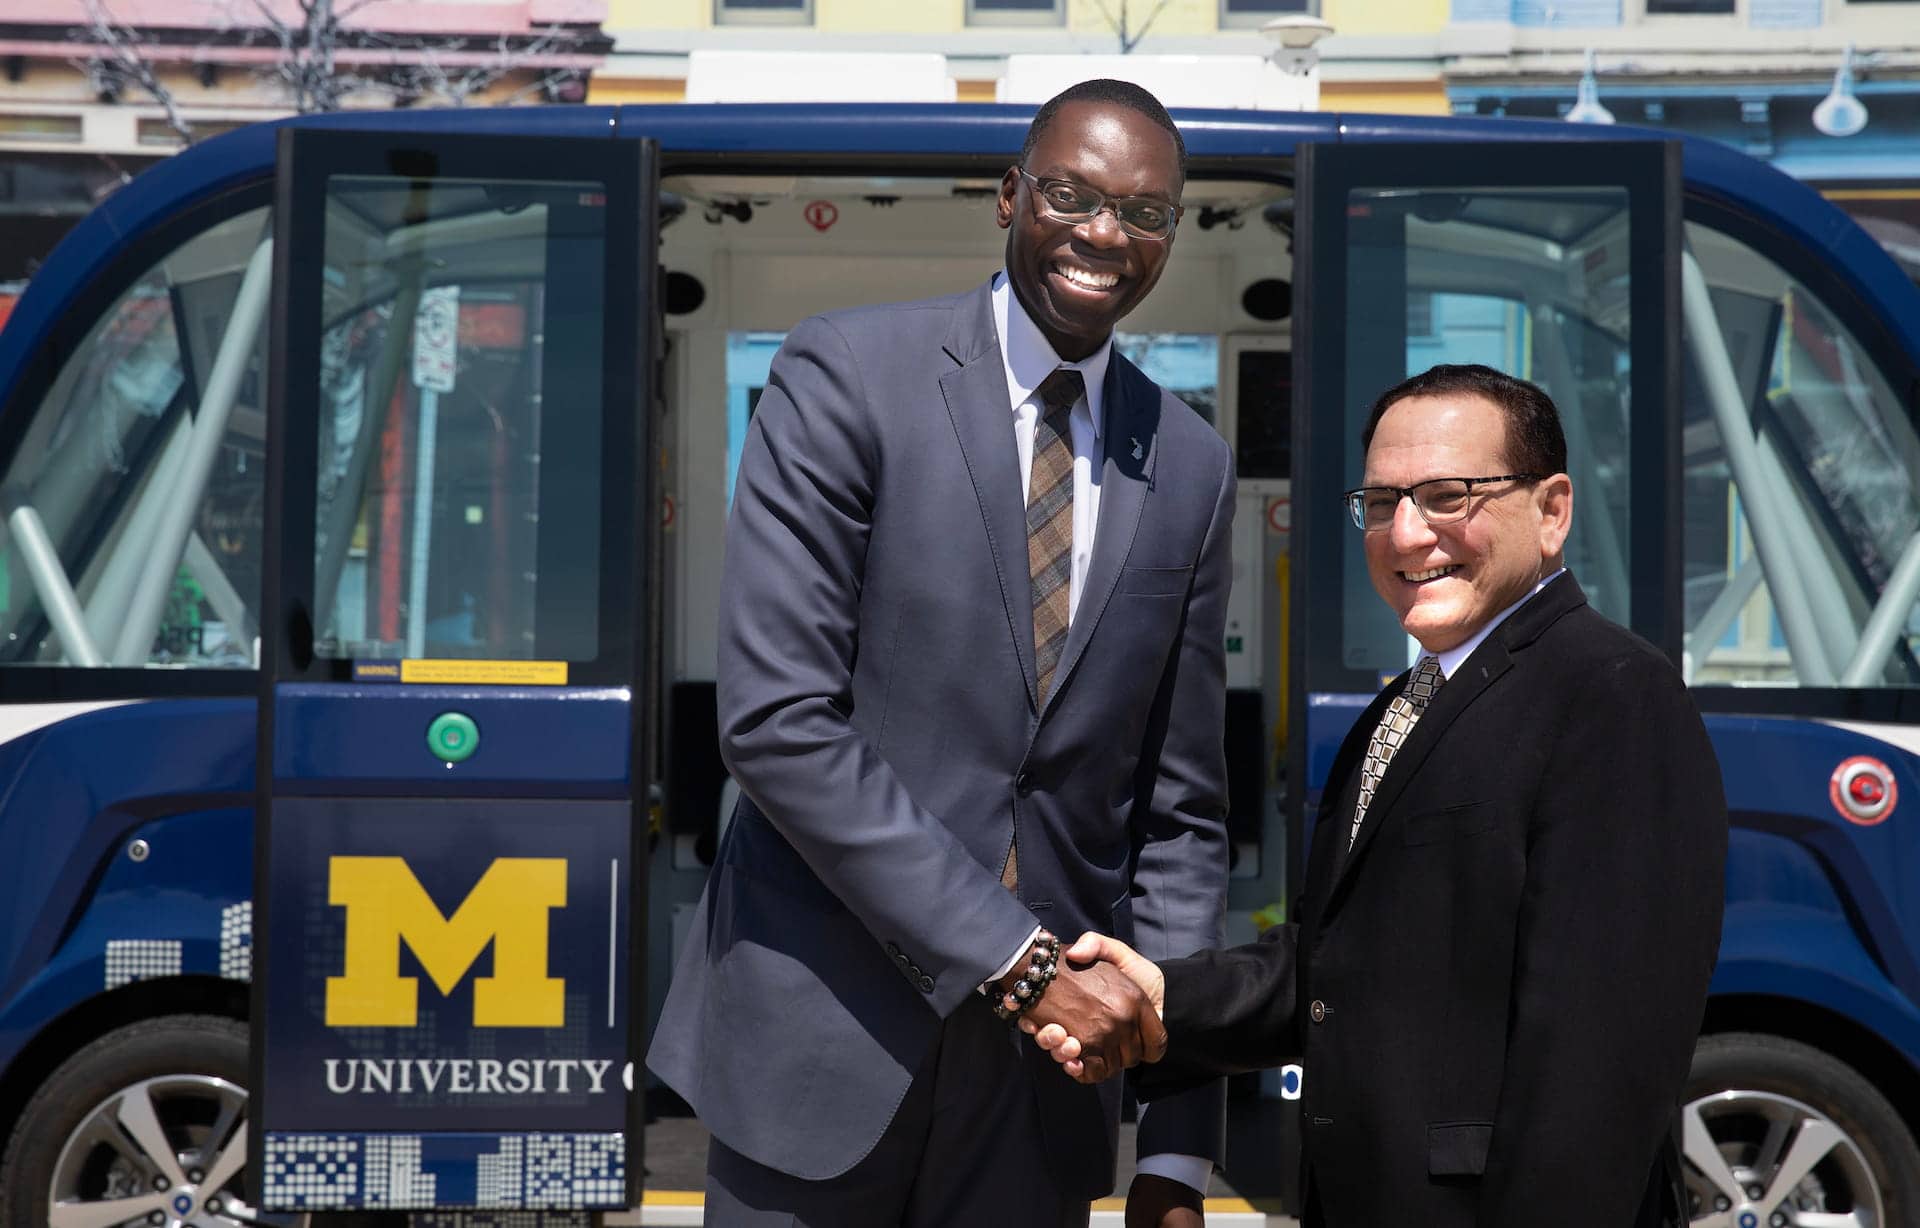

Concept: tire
[[0, 1013, 401, 1227], [1681, 1032, 1920, 1226]]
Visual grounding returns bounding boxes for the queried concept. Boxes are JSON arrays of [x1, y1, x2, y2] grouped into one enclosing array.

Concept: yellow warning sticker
[[399, 659, 569, 686]]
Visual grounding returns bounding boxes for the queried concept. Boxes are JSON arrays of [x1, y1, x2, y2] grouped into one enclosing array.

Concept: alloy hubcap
[[46, 1073, 304, 1228], [1682, 1087, 1882, 1227]]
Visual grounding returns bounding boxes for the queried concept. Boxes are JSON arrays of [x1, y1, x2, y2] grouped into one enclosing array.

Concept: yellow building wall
[[1323, 0, 1447, 36], [1065, 0, 1214, 37], [609, 0, 1450, 36], [609, 0, 701, 28], [588, 78, 690, 103], [1320, 80, 1449, 114], [818, 0, 960, 32], [614, 0, 1417, 34]]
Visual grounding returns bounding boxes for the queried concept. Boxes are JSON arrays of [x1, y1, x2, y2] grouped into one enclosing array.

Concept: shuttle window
[[1681, 222, 1920, 688], [1331, 184, 1636, 677], [0, 206, 270, 668]]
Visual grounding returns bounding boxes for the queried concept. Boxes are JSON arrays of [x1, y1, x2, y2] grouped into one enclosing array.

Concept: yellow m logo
[[325, 856, 567, 1028]]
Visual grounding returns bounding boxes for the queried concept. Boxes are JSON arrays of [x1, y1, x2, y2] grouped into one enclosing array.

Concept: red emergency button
[[1831, 756, 1897, 826]]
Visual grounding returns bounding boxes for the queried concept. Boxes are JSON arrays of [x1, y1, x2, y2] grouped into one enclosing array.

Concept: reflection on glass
[[0, 206, 270, 668], [1337, 185, 1632, 676], [312, 175, 607, 666], [1681, 222, 1920, 687]]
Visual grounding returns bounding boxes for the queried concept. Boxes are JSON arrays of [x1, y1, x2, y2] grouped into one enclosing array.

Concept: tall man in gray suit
[[647, 80, 1233, 1227]]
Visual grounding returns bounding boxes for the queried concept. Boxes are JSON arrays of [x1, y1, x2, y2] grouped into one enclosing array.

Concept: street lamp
[[1565, 48, 1615, 125], [1813, 43, 1868, 138], [1261, 14, 1336, 77]]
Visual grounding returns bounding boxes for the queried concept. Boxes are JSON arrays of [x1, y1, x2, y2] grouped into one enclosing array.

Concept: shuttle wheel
[[0, 1013, 401, 1227], [1681, 1032, 1920, 1227]]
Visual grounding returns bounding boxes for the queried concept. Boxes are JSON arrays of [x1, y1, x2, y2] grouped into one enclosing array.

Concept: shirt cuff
[[1133, 1149, 1213, 1195], [980, 925, 1043, 994]]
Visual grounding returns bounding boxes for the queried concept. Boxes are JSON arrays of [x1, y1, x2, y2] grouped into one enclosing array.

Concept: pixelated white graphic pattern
[[478, 1137, 525, 1207], [362, 1134, 436, 1207], [263, 1134, 622, 1210], [262, 1135, 360, 1207], [104, 939, 181, 988], [220, 901, 252, 981], [413, 1215, 589, 1227]]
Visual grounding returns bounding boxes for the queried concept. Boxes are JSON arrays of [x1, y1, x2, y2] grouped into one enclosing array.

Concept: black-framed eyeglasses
[[1342, 474, 1541, 532], [1017, 168, 1182, 240]]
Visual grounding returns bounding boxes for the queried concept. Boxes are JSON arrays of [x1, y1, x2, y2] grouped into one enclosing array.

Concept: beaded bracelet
[[992, 929, 1061, 1023]]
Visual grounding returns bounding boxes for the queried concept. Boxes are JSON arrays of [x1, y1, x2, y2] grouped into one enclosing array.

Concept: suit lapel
[[1040, 353, 1158, 720], [1309, 687, 1392, 886], [1328, 573, 1590, 896], [938, 283, 1040, 710]]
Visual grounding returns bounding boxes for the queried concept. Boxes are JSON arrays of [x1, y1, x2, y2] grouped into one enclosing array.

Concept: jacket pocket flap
[[1117, 564, 1192, 596], [1402, 801, 1498, 847], [1427, 1121, 1494, 1177]]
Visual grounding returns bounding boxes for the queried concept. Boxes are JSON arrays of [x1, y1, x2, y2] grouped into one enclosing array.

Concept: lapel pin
[[1130, 436, 1144, 461]]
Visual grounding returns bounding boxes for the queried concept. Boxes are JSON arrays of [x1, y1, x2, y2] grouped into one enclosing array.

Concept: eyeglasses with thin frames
[[1016, 168, 1183, 240], [1342, 474, 1542, 532]]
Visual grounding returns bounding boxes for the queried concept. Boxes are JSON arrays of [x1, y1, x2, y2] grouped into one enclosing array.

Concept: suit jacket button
[[1309, 999, 1327, 1024], [1014, 772, 1034, 795], [885, 942, 900, 958], [917, 975, 935, 993]]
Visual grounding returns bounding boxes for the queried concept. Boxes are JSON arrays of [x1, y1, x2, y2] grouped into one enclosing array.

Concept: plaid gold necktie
[[1004, 366, 1084, 890], [1349, 656, 1445, 850]]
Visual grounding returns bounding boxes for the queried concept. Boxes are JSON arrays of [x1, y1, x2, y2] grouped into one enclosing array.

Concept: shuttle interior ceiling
[[657, 174, 1297, 335]]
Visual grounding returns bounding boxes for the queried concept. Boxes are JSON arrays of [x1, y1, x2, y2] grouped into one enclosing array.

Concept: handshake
[[997, 933, 1165, 1085]]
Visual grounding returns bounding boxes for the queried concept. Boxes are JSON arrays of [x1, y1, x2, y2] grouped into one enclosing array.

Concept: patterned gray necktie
[[1349, 656, 1445, 850]]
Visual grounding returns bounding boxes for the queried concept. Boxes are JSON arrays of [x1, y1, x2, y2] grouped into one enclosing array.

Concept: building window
[[1645, 0, 1735, 11], [0, 114, 84, 143], [714, 0, 811, 24], [1220, 0, 1316, 27], [967, 0, 1065, 23]]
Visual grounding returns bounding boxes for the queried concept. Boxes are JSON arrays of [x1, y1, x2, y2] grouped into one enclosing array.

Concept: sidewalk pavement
[[620, 1094, 1300, 1227]]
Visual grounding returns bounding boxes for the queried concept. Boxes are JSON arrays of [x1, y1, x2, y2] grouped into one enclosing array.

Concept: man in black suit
[[1033, 364, 1727, 1228]]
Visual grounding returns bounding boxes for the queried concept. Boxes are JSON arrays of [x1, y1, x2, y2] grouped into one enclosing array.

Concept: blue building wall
[[1453, 0, 1822, 27]]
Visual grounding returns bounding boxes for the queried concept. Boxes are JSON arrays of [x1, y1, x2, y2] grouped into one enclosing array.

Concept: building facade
[[593, 0, 1919, 270], [0, 0, 611, 299], [591, 0, 1456, 113]]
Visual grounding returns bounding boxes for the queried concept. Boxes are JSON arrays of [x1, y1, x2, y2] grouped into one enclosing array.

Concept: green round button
[[427, 712, 480, 764]]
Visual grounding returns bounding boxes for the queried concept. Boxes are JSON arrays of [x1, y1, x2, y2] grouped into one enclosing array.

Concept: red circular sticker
[[804, 200, 839, 233], [1830, 755, 1897, 826]]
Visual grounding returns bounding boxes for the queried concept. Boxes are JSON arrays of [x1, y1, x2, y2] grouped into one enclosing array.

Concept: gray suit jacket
[[647, 281, 1232, 1194]]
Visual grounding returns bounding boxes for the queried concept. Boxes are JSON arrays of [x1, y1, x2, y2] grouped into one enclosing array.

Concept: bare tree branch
[[1092, 0, 1175, 54], [397, 21, 586, 109], [78, 0, 595, 122], [71, 0, 196, 143]]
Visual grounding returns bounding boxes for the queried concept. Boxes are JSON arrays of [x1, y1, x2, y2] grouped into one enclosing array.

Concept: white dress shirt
[[1432, 568, 1568, 681], [986, 273, 1211, 1196], [993, 271, 1108, 625]]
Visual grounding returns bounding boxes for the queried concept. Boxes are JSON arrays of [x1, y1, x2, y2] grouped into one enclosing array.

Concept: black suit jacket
[[1141, 574, 1726, 1228]]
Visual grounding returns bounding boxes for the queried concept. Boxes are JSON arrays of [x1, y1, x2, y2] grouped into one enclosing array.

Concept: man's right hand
[[1021, 928, 1167, 1082], [1000, 940, 1167, 1083], [1023, 933, 1167, 1083]]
